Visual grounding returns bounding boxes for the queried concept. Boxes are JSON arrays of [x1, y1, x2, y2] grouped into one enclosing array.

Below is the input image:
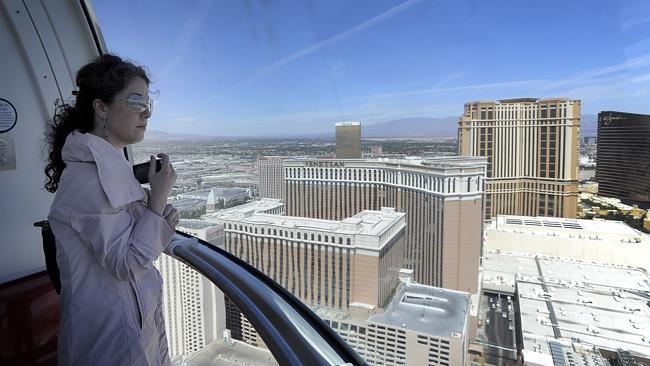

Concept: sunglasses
[[119, 94, 154, 114]]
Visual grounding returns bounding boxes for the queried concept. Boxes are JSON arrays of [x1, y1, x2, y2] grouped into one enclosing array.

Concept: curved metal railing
[[167, 232, 367, 366]]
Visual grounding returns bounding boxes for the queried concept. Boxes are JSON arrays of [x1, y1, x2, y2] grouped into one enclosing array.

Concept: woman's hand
[[147, 153, 176, 215], [162, 204, 179, 229]]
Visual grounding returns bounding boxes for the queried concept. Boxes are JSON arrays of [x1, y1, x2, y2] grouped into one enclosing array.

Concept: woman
[[45, 54, 178, 365]]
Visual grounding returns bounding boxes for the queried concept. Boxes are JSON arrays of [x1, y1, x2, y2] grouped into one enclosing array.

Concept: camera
[[132, 159, 162, 184]]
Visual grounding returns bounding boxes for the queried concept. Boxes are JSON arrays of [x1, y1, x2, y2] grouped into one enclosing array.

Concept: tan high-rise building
[[458, 98, 580, 220], [210, 201, 470, 366], [283, 157, 487, 293], [242, 279, 471, 366], [155, 221, 226, 360], [335, 122, 362, 159], [209, 205, 406, 311], [257, 156, 286, 200], [336, 282, 470, 366]]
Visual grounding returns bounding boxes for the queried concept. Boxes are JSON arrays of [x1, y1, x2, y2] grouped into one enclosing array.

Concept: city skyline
[[94, 0, 650, 136], [5, 0, 650, 365]]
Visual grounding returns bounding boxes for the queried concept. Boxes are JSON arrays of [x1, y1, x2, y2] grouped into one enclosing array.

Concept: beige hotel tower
[[283, 157, 487, 293], [211, 205, 406, 311], [458, 98, 579, 220], [257, 156, 286, 200], [335, 122, 362, 159], [210, 200, 471, 366]]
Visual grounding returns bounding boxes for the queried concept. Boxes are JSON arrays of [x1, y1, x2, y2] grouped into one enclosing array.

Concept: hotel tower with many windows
[[596, 111, 650, 206], [282, 157, 487, 293], [458, 98, 580, 220], [210, 204, 406, 311], [209, 201, 470, 366], [257, 156, 286, 200], [335, 122, 362, 159]]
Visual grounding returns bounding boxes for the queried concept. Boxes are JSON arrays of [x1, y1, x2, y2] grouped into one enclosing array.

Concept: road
[[483, 293, 517, 365]]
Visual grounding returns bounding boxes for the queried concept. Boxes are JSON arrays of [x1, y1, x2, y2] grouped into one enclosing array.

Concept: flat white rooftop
[[482, 251, 539, 293], [521, 337, 606, 366], [178, 187, 249, 200], [187, 339, 277, 366], [369, 281, 470, 338], [202, 198, 283, 220], [491, 215, 648, 242], [178, 219, 222, 230], [483, 250, 650, 358], [209, 207, 404, 237], [486, 215, 650, 272], [168, 197, 207, 209], [312, 281, 469, 339]]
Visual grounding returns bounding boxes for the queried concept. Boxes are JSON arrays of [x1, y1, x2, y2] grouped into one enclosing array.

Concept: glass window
[[92, 0, 648, 362]]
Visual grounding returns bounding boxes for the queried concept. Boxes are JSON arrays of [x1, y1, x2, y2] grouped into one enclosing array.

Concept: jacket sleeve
[[70, 205, 175, 281]]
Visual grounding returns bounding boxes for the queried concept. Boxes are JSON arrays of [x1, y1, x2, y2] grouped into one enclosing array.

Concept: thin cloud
[[351, 52, 650, 104], [215, 52, 650, 129], [539, 53, 650, 91], [554, 71, 650, 101], [234, 0, 424, 88], [431, 72, 468, 89], [158, 0, 213, 80], [363, 79, 544, 100], [625, 37, 650, 57], [621, 15, 650, 31]]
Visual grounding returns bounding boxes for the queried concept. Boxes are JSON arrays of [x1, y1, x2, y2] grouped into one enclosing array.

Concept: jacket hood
[[62, 130, 145, 208]]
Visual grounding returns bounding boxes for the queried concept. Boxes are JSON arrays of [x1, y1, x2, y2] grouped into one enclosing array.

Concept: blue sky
[[93, 0, 650, 136]]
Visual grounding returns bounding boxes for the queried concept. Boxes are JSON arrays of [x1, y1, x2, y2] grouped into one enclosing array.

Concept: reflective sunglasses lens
[[127, 97, 149, 113], [129, 103, 146, 112]]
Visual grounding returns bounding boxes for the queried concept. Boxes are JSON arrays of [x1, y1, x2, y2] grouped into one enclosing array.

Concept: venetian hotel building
[[282, 157, 487, 293], [210, 202, 471, 366], [210, 205, 407, 311]]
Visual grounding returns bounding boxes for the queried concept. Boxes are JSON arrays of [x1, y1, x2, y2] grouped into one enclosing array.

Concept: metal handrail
[[168, 232, 367, 366]]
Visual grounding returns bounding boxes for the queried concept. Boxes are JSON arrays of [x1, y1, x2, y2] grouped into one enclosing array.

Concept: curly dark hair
[[44, 54, 150, 193]]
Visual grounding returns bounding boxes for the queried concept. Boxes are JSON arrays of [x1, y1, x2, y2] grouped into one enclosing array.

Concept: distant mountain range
[[362, 117, 459, 138], [145, 114, 599, 140]]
